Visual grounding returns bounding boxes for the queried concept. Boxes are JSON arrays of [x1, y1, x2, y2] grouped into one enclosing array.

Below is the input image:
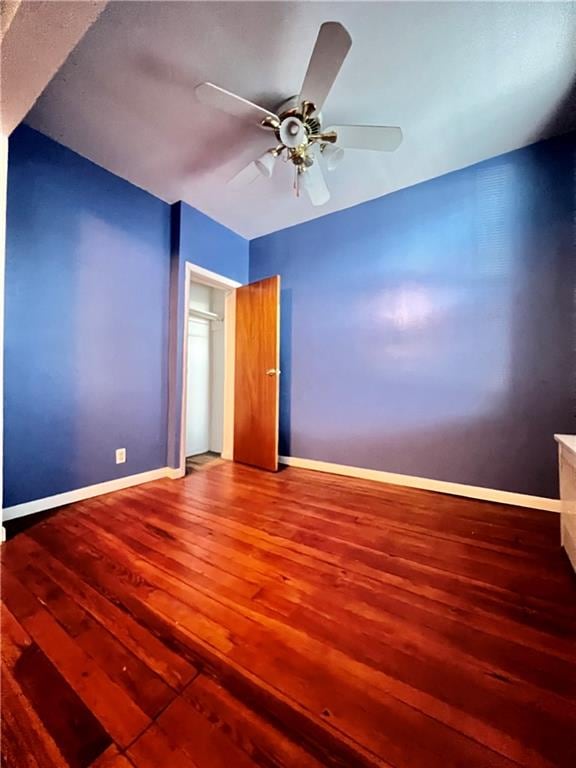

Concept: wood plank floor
[[2, 462, 576, 768]]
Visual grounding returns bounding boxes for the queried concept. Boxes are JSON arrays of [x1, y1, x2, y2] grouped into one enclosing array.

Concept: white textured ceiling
[[26, 1, 576, 239], [1, 0, 106, 134]]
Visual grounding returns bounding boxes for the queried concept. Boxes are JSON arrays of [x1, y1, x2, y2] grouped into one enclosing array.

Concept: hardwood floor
[[2, 462, 576, 768]]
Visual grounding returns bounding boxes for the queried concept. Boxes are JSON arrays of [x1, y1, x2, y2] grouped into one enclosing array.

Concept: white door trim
[[175, 262, 240, 478], [184, 262, 240, 292]]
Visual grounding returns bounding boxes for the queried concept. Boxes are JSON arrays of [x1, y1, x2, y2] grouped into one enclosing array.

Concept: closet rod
[[189, 307, 221, 321]]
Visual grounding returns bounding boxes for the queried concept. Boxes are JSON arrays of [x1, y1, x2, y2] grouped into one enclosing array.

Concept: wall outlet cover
[[115, 448, 126, 464]]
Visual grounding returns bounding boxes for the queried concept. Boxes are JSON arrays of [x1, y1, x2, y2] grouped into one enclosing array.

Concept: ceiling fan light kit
[[255, 148, 280, 178], [195, 21, 403, 206], [321, 142, 345, 171]]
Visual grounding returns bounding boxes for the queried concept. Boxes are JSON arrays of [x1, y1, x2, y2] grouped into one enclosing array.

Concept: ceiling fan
[[195, 22, 403, 206]]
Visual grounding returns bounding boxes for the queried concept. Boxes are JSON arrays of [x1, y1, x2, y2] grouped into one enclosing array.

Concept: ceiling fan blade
[[195, 82, 278, 127], [301, 161, 330, 207], [327, 125, 403, 152], [228, 161, 261, 188], [299, 22, 352, 114]]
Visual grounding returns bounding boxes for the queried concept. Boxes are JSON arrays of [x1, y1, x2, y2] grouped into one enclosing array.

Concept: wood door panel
[[234, 276, 280, 471]]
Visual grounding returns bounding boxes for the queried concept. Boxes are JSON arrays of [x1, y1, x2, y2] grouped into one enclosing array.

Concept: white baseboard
[[2, 467, 174, 522], [279, 456, 561, 513], [165, 467, 185, 480], [3, 456, 560, 524]]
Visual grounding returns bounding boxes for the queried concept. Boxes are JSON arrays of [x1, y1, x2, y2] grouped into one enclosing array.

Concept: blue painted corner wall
[[166, 202, 248, 468], [250, 132, 576, 498], [4, 127, 249, 506], [179, 204, 249, 285], [5, 123, 575, 504], [4, 125, 171, 506]]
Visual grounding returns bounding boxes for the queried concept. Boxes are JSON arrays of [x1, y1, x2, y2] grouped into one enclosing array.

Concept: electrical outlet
[[115, 448, 126, 464]]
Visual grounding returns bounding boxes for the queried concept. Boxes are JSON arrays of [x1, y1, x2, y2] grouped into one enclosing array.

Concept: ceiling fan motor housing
[[279, 116, 306, 148], [276, 95, 322, 141], [306, 116, 321, 135]]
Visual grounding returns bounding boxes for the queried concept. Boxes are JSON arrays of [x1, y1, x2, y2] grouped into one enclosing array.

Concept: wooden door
[[234, 276, 280, 471]]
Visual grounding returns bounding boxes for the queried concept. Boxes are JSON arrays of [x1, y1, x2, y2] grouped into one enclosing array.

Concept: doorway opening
[[175, 263, 280, 478], [185, 280, 227, 475], [175, 262, 239, 479]]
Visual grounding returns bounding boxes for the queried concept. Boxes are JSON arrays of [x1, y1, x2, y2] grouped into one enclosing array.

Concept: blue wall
[[166, 203, 248, 467], [250, 132, 576, 497], [179, 204, 249, 284], [4, 127, 250, 503], [4, 125, 172, 506], [6, 124, 574, 502]]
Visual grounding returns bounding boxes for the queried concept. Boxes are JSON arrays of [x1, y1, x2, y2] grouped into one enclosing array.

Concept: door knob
[[266, 368, 281, 376]]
